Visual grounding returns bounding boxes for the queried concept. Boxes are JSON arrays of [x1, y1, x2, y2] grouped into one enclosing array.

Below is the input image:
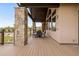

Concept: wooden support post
[[29, 28, 31, 36], [0, 29, 4, 45], [33, 22, 36, 33], [15, 7, 28, 46], [46, 22, 48, 30]]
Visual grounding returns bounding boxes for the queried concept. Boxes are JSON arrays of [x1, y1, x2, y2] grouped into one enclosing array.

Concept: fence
[[0, 29, 14, 45], [0, 28, 34, 45], [4, 32, 14, 44], [0, 31, 4, 45]]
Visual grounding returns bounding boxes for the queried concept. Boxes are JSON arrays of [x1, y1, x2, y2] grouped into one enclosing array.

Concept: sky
[[0, 3, 17, 27], [0, 3, 41, 28]]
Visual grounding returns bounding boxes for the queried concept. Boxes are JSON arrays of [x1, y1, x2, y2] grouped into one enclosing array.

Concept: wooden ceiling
[[18, 3, 60, 22], [30, 8, 48, 22]]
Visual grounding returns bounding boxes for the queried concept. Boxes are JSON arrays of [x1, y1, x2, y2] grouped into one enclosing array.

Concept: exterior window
[[47, 22, 51, 30], [52, 16, 56, 31]]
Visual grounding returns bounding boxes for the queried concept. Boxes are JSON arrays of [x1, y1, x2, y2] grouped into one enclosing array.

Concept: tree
[[4, 26, 14, 32], [0, 28, 3, 32]]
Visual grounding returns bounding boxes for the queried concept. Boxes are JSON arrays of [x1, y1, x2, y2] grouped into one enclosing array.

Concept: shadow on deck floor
[[0, 36, 79, 56]]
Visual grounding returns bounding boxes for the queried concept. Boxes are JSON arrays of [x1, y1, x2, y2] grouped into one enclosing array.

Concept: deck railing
[[0, 30, 4, 45]]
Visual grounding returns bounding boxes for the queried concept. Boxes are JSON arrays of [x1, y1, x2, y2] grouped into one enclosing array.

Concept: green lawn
[[4, 29, 32, 43], [4, 36, 13, 43]]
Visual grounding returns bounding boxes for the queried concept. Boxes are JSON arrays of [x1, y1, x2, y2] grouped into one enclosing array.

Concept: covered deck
[[0, 36, 79, 56], [14, 3, 60, 46], [0, 3, 79, 56]]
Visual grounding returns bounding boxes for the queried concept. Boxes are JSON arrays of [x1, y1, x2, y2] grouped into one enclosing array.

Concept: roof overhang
[[17, 3, 60, 22]]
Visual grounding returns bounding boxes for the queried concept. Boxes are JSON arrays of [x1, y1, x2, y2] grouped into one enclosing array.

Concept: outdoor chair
[[36, 30, 42, 37], [42, 30, 46, 37], [33, 32, 37, 38]]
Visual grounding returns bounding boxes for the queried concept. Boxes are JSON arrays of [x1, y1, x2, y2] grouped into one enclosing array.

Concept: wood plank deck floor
[[0, 36, 79, 56]]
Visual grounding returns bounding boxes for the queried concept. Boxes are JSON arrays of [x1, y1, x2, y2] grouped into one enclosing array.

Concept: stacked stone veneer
[[42, 22, 46, 32], [15, 7, 28, 46]]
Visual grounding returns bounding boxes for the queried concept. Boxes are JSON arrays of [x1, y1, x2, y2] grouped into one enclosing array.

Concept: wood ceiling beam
[[28, 13, 34, 22], [17, 3, 59, 22], [20, 3, 60, 8]]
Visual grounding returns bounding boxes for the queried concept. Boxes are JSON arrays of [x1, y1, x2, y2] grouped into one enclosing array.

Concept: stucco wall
[[47, 4, 79, 44]]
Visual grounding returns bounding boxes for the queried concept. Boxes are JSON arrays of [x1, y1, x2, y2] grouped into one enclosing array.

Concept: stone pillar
[[42, 22, 46, 32], [46, 22, 48, 30], [33, 22, 36, 33], [15, 7, 28, 46]]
